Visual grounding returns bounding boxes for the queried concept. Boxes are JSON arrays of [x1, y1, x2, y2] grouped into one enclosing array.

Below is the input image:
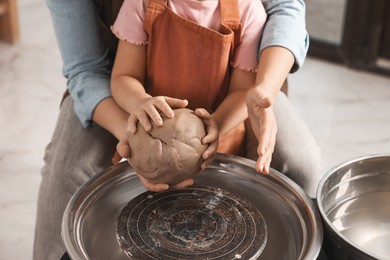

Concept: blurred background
[[0, 0, 389, 259]]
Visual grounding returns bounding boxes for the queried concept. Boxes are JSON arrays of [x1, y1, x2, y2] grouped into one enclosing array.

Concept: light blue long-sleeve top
[[46, 0, 309, 128]]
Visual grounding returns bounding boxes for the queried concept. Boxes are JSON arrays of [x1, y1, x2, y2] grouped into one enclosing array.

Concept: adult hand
[[111, 139, 130, 164], [194, 108, 218, 170], [128, 96, 188, 134], [137, 174, 194, 192], [246, 87, 277, 174]]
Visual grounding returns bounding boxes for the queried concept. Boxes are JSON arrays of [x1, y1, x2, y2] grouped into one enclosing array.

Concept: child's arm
[[211, 69, 256, 135], [246, 46, 295, 174], [111, 40, 149, 114], [111, 40, 193, 192], [111, 40, 188, 133], [253, 46, 294, 102]]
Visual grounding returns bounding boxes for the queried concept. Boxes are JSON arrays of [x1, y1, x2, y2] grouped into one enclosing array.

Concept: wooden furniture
[[0, 0, 19, 44]]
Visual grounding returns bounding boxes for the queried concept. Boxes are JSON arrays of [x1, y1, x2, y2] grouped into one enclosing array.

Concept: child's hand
[[194, 108, 219, 170], [246, 87, 277, 174], [128, 96, 188, 134]]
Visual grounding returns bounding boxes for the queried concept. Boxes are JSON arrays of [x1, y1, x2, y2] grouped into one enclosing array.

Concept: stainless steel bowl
[[62, 153, 322, 260], [317, 153, 390, 259]]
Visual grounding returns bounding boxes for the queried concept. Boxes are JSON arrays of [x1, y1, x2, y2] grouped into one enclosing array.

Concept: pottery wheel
[[116, 184, 267, 259]]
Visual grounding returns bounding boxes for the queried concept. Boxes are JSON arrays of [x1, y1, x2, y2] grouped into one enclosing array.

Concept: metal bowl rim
[[316, 152, 390, 259], [62, 162, 133, 259], [62, 153, 323, 260]]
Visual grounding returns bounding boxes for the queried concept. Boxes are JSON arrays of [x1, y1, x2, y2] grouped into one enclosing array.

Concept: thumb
[[116, 139, 131, 158]]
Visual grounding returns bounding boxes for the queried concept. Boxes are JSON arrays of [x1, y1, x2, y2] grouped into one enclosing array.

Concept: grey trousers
[[32, 93, 323, 260]]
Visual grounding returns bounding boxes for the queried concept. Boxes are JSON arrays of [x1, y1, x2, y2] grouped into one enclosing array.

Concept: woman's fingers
[[116, 139, 131, 158], [137, 175, 194, 192], [170, 178, 194, 189], [137, 174, 169, 192]]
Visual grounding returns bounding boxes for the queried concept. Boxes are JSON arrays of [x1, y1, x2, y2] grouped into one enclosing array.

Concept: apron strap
[[145, 0, 242, 49], [144, 0, 167, 35], [219, 0, 242, 50]]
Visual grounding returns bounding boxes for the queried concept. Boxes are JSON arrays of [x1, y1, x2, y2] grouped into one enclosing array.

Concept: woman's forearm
[[92, 97, 129, 141]]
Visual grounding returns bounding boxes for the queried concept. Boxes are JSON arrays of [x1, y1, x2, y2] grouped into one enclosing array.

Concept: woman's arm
[[260, 0, 309, 73], [46, 0, 130, 141], [111, 40, 190, 192], [47, 0, 118, 128], [92, 97, 129, 141], [111, 40, 188, 133]]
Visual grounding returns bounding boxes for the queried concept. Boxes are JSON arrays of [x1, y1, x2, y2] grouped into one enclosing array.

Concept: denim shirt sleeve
[[47, 0, 113, 127], [260, 0, 309, 73]]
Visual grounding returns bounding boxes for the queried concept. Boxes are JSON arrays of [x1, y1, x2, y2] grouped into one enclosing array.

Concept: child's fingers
[[165, 97, 188, 110], [194, 108, 218, 159], [136, 110, 154, 132], [257, 131, 268, 158], [145, 105, 164, 126], [256, 157, 266, 174], [202, 126, 218, 145], [263, 132, 276, 173], [256, 148, 273, 174], [201, 123, 218, 159], [148, 97, 186, 123], [194, 107, 209, 119], [202, 140, 218, 160], [147, 96, 175, 119], [256, 127, 276, 174], [195, 108, 218, 142], [127, 115, 139, 134]]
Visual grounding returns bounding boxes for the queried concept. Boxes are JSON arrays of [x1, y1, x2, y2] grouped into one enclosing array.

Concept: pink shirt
[[112, 0, 266, 72]]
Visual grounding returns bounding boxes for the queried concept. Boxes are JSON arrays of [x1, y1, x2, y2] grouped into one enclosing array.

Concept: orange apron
[[144, 0, 246, 155]]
